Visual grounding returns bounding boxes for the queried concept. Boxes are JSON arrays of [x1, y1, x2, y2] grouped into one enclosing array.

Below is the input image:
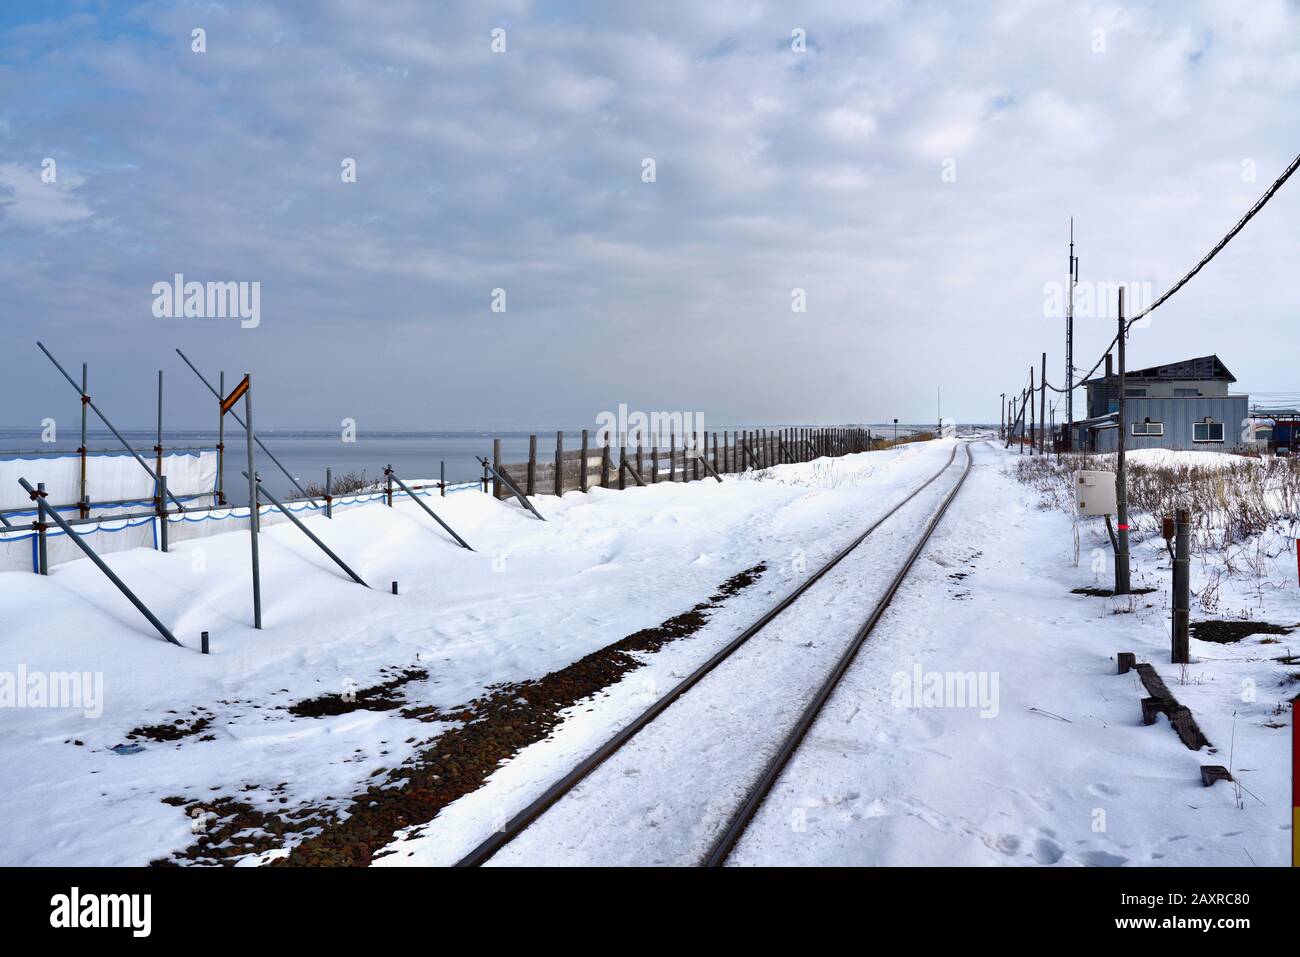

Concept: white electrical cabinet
[[1075, 471, 1117, 516]]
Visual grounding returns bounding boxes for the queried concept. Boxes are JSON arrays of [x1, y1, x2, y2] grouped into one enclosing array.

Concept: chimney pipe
[[1105, 353, 1113, 378]]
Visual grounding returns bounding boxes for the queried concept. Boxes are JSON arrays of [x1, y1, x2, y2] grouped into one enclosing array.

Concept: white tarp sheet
[[0, 450, 218, 514]]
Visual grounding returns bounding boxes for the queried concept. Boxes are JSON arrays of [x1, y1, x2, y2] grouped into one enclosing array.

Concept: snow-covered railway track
[[455, 442, 974, 867]]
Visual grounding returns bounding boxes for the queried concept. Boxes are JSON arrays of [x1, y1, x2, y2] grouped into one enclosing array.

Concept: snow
[[1, 438, 1292, 867], [0, 439, 951, 865]]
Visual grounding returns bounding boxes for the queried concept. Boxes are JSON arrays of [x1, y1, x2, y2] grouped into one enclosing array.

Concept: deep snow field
[[0, 437, 1292, 866]]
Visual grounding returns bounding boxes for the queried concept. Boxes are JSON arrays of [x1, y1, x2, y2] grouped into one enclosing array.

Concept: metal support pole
[[440, 460, 446, 497], [1115, 288, 1131, 595], [158, 476, 169, 553], [18, 477, 181, 646], [217, 370, 226, 506], [37, 342, 186, 511], [325, 467, 333, 519], [386, 468, 474, 549], [79, 362, 88, 518], [244, 377, 262, 629], [36, 482, 48, 575], [175, 349, 310, 499], [476, 458, 545, 520], [1172, 508, 1190, 663], [156, 368, 164, 486], [245, 471, 370, 586]]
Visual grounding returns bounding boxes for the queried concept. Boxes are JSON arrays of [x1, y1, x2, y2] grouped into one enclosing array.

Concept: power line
[[1041, 149, 1300, 396]]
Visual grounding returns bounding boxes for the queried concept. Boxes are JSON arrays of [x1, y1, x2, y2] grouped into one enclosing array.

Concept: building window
[[1125, 388, 1147, 397], [1193, 420, 1225, 443], [1132, 420, 1164, 437], [1175, 388, 1201, 397]]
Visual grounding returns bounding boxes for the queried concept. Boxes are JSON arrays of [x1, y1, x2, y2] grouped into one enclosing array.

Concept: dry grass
[[1015, 452, 1300, 552], [301, 470, 380, 499]]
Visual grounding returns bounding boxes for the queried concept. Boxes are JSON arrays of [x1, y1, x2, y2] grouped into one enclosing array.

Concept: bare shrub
[[1014, 452, 1300, 555], [301, 470, 379, 499]]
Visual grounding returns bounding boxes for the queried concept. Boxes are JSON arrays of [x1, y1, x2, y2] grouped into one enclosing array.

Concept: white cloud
[[0, 163, 93, 229]]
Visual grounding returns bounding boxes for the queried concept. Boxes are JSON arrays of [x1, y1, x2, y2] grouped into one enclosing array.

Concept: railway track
[[456, 441, 975, 867]]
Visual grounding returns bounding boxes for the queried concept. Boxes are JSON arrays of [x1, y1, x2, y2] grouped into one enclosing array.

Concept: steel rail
[[455, 442, 963, 867], [704, 442, 974, 866]]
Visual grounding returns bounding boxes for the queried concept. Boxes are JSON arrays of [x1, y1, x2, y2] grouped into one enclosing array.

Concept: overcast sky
[[1, 0, 1298, 430]]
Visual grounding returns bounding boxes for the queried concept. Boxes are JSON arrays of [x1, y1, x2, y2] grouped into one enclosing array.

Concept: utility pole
[[1000, 393, 1006, 440], [1028, 367, 1035, 454], [1066, 218, 1077, 450], [1040, 352, 1047, 454], [1019, 390, 1026, 454], [1115, 288, 1131, 595]]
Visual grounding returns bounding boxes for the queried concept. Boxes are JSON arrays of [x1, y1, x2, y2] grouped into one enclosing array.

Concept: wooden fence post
[[492, 438, 502, 499], [581, 429, 589, 493], [619, 432, 627, 490], [602, 435, 611, 488], [527, 434, 537, 496], [555, 430, 563, 497]]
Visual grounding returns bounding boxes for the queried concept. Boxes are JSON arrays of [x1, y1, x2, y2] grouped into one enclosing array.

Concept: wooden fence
[[489, 427, 878, 499]]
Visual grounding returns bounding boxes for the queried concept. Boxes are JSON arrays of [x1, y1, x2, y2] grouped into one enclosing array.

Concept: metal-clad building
[[1070, 354, 1250, 453]]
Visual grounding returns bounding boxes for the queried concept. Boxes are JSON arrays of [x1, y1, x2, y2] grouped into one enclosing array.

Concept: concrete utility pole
[[1040, 352, 1047, 454], [1066, 218, 1077, 449], [1115, 288, 1131, 595], [1000, 393, 1006, 440], [1019, 389, 1026, 454], [1029, 366, 1036, 454]]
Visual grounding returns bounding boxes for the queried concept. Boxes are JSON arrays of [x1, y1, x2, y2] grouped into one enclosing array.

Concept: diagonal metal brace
[[387, 468, 476, 547], [476, 457, 545, 521], [243, 472, 370, 586], [17, 476, 182, 646], [177, 349, 310, 498], [37, 342, 187, 512]]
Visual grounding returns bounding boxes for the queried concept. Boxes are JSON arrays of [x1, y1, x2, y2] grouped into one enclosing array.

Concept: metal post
[[1000, 393, 1006, 441], [388, 469, 475, 548], [175, 349, 310, 499], [440, 460, 446, 497], [387, 462, 394, 506], [37, 342, 187, 511], [159, 476, 169, 553], [18, 477, 181, 646], [79, 362, 89, 518], [1115, 287, 1131, 595], [244, 376, 262, 629], [36, 482, 48, 576], [217, 371, 226, 505], [156, 369, 164, 488], [1172, 508, 1190, 663], [245, 471, 370, 585], [201, 631, 209, 655], [325, 467, 333, 519]]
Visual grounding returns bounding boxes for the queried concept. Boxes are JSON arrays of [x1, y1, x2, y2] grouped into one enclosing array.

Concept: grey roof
[[1083, 354, 1236, 386]]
